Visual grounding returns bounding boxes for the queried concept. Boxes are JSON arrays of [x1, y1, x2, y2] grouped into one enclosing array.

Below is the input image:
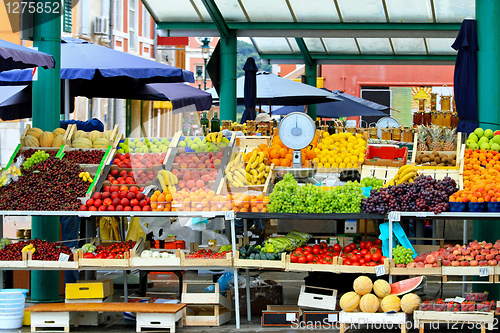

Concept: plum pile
[[0, 156, 89, 210], [361, 175, 458, 215], [0, 239, 72, 261], [64, 149, 105, 164]]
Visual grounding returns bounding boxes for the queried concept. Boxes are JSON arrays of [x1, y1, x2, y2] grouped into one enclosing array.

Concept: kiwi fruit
[[416, 156, 422, 164], [449, 154, 456, 160], [423, 153, 430, 158], [447, 157, 454, 164], [440, 153, 448, 160], [450, 159, 456, 166], [422, 162, 431, 166], [434, 157, 441, 164], [438, 163, 446, 166], [422, 157, 430, 163], [432, 150, 439, 156], [430, 162, 437, 166]]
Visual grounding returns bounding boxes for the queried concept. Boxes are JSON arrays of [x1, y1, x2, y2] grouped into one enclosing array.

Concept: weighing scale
[[278, 112, 316, 168], [376, 116, 400, 139]]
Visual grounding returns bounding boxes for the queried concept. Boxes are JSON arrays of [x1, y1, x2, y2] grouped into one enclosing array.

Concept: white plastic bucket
[[0, 289, 28, 329]]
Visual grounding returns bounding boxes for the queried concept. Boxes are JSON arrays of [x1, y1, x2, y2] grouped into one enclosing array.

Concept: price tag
[[389, 212, 400, 222], [285, 313, 296, 322], [327, 313, 338, 322], [415, 212, 427, 217], [78, 212, 91, 218], [325, 179, 337, 187], [172, 204, 182, 208], [454, 297, 465, 303], [444, 298, 455, 303], [375, 264, 386, 276], [224, 210, 235, 220], [479, 267, 489, 277], [58, 253, 70, 262]]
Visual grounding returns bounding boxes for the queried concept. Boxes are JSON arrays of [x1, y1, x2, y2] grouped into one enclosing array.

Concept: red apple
[[442, 260, 451, 266], [132, 206, 141, 211], [489, 259, 498, 266], [136, 192, 145, 201], [130, 199, 139, 206], [470, 260, 479, 266], [93, 199, 102, 207], [407, 262, 416, 268], [451, 261, 460, 267], [92, 192, 102, 200], [426, 255, 436, 264], [461, 261, 470, 267], [479, 260, 488, 266], [457, 255, 465, 261], [126, 192, 136, 200], [486, 254, 495, 260], [416, 262, 425, 268], [86, 199, 95, 207], [448, 254, 456, 261], [115, 205, 124, 211], [98, 205, 107, 211], [142, 205, 152, 211], [476, 255, 486, 261], [107, 205, 115, 211], [485, 243, 493, 249], [120, 198, 130, 206], [79, 205, 87, 211]]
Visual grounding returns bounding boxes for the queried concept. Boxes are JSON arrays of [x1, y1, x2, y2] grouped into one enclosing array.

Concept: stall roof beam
[[156, 22, 461, 38], [295, 38, 313, 66], [200, 0, 231, 39]]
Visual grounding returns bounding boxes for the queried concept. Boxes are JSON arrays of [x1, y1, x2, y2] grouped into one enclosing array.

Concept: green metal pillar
[[304, 61, 317, 120], [31, 0, 62, 302], [219, 30, 237, 122], [474, 0, 500, 298]]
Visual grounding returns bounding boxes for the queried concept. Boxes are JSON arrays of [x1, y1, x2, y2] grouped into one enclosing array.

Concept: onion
[[141, 250, 153, 258]]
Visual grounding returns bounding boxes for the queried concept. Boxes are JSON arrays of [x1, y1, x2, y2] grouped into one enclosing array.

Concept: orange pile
[[450, 149, 500, 203], [261, 134, 318, 167], [231, 193, 269, 213]]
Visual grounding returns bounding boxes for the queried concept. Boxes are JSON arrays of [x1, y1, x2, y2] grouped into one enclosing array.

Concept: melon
[[71, 138, 92, 148], [373, 279, 391, 298], [52, 128, 65, 137], [400, 293, 421, 314], [89, 130, 103, 143], [40, 131, 54, 147], [380, 295, 401, 313], [103, 130, 114, 140], [26, 127, 43, 139], [74, 130, 88, 139], [359, 293, 379, 313], [93, 138, 110, 148], [390, 276, 426, 296], [339, 291, 360, 312], [52, 134, 64, 148], [23, 134, 40, 147], [353, 276, 372, 295]]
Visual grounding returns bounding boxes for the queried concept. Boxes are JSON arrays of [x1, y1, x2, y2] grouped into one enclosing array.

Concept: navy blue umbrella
[[0, 39, 55, 72], [452, 19, 479, 135], [270, 90, 389, 118], [241, 57, 258, 123]]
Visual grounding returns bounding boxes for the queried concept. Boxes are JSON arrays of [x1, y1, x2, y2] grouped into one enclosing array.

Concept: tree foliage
[[237, 40, 272, 78]]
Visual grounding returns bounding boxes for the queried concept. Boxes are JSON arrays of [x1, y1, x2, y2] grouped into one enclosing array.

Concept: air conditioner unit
[[94, 16, 109, 35]]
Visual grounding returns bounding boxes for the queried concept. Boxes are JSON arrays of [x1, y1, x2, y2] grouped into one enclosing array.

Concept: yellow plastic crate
[[65, 280, 113, 299]]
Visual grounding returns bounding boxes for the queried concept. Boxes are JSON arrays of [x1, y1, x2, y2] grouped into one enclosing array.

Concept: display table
[[339, 311, 407, 333], [413, 310, 495, 333]]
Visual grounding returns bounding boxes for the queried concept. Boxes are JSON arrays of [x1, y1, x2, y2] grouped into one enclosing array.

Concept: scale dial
[[278, 112, 316, 150]]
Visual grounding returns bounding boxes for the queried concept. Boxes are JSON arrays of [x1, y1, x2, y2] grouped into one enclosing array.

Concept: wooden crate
[[181, 282, 231, 310], [413, 310, 495, 332], [28, 252, 79, 270], [129, 249, 181, 267], [360, 165, 400, 184], [234, 136, 271, 154], [285, 255, 338, 273], [180, 251, 232, 267], [234, 251, 286, 270], [183, 305, 231, 326], [389, 259, 441, 276], [298, 285, 337, 310], [412, 132, 462, 167], [442, 266, 497, 283], [78, 251, 130, 268], [337, 257, 390, 274]]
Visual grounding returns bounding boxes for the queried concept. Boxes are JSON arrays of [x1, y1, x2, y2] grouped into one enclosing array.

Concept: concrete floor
[[11, 270, 476, 332]]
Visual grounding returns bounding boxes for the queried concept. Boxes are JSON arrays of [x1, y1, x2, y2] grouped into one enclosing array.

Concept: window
[[142, 5, 151, 39], [129, 0, 138, 51], [63, 0, 72, 33], [114, 0, 123, 31]]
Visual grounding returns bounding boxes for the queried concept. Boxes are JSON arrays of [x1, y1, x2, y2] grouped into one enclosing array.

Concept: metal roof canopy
[[144, 0, 475, 65]]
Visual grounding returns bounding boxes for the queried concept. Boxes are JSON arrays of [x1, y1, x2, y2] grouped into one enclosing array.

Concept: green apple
[[491, 143, 500, 151], [493, 135, 500, 145], [123, 146, 130, 153], [136, 141, 144, 147], [128, 142, 136, 149], [480, 142, 490, 150], [222, 137, 229, 143], [153, 139, 160, 145], [474, 127, 484, 138], [160, 145, 168, 152], [193, 137, 202, 143], [468, 133, 479, 142], [133, 138, 141, 143], [117, 148, 124, 153], [178, 141, 186, 148], [466, 140, 478, 149], [161, 138, 169, 145], [151, 148, 161, 153], [478, 136, 489, 145], [191, 144, 199, 151], [485, 129, 494, 139]]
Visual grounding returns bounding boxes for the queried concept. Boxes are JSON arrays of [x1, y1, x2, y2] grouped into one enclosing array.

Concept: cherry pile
[[0, 156, 89, 210], [64, 149, 105, 164], [361, 175, 458, 215], [0, 239, 72, 261]]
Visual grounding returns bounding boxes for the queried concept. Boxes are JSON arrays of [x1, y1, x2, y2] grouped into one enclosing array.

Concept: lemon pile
[[313, 132, 367, 169]]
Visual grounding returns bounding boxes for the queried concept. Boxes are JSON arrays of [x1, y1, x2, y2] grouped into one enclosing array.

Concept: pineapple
[[417, 126, 428, 151], [428, 125, 442, 151], [442, 128, 456, 151]]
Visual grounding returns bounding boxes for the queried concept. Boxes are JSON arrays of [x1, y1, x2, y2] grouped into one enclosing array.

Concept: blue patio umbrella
[[269, 90, 389, 118], [240, 57, 258, 123], [0, 39, 55, 72], [452, 19, 479, 135]]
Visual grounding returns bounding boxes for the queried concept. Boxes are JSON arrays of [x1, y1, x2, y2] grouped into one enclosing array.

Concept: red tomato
[[359, 241, 366, 249], [364, 253, 372, 262], [298, 256, 307, 264], [348, 243, 356, 249], [306, 254, 314, 263], [366, 241, 374, 249], [333, 244, 342, 252], [304, 246, 313, 252], [344, 245, 352, 253], [295, 247, 303, 253], [83, 253, 96, 258], [290, 255, 298, 263], [352, 262, 360, 266], [368, 262, 377, 266], [344, 260, 351, 265], [360, 249, 368, 256], [372, 252, 382, 262], [333, 252, 340, 257], [375, 239, 382, 246], [303, 250, 311, 256], [320, 241, 328, 249], [351, 254, 360, 263], [312, 245, 321, 255], [359, 258, 365, 265]]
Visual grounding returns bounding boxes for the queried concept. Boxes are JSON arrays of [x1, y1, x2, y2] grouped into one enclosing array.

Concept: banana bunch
[[384, 165, 418, 187], [156, 169, 178, 192], [225, 152, 247, 187], [79, 171, 93, 183], [245, 150, 270, 185], [22, 244, 35, 254], [0, 165, 22, 187], [206, 132, 223, 143]]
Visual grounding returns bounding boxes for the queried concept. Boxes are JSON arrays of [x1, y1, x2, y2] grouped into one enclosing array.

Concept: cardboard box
[[65, 279, 114, 299], [262, 305, 302, 327]]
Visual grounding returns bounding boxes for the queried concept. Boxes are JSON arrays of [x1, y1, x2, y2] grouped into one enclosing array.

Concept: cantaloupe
[[23, 134, 40, 147], [353, 276, 373, 295], [89, 130, 103, 143], [373, 279, 391, 298], [93, 138, 110, 148], [52, 135, 64, 147], [103, 130, 114, 140], [359, 293, 379, 313], [52, 128, 65, 137], [339, 291, 360, 312], [71, 138, 92, 148], [400, 293, 421, 314], [26, 127, 43, 139], [380, 295, 401, 313], [74, 130, 88, 139], [40, 131, 54, 147]]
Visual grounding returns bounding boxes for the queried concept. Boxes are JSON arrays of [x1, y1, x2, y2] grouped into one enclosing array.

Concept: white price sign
[[388, 212, 400, 222], [286, 313, 296, 322], [454, 297, 465, 303], [375, 264, 386, 276], [78, 212, 91, 218], [479, 267, 489, 277], [415, 212, 428, 217], [58, 253, 70, 262], [224, 210, 235, 220]]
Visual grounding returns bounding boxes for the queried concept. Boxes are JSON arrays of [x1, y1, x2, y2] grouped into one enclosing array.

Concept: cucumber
[[249, 253, 255, 260], [254, 253, 261, 260]]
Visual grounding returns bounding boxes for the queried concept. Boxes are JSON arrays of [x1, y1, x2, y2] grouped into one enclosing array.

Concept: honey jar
[[392, 127, 401, 141], [381, 128, 392, 140]]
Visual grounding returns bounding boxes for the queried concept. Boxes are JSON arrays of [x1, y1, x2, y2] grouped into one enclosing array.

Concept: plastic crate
[[487, 202, 500, 212], [461, 302, 475, 312], [364, 146, 408, 167], [469, 202, 485, 212], [449, 201, 467, 212]]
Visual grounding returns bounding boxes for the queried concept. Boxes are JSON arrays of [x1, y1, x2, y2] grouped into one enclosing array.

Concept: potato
[[432, 150, 439, 156], [422, 157, 430, 163]]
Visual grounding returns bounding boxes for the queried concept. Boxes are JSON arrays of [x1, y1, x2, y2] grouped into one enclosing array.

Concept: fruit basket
[[461, 302, 476, 312], [389, 259, 442, 276], [418, 301, 433, 311], [432, 300, 446, 311], [65, 124, 120, 149], [465, 292, 488, 302], [19, 124, 69, 149], [285, 254, 338, 273], [129, 249, 181, 267], [446, 302, 460, 312], [27, 251, 79, 269], [476, 301, 492, 312], [412, 127, 462, 169], [337, 257, 390, 274]]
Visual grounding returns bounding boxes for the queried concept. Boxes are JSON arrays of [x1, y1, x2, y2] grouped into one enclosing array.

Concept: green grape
[[393, 245, 414, 264]]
